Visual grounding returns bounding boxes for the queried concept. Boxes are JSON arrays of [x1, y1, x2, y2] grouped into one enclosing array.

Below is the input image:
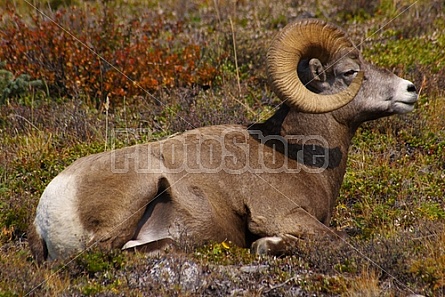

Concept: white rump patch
[[34, 173, 92, 260]]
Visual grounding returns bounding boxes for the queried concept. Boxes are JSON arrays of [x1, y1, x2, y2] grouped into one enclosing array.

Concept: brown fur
[[27, 224, 48, 264]]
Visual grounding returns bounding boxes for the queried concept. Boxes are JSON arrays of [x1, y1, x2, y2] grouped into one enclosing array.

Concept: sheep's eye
[[343, 70, 357, 77]]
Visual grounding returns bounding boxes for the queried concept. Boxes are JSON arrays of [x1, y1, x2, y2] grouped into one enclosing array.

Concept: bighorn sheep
[[29, 19, 418, 262]]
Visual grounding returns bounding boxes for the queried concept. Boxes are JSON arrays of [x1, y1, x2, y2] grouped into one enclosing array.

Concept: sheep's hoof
[[251, 236, 284, 255], [252, 235, 300, 255]]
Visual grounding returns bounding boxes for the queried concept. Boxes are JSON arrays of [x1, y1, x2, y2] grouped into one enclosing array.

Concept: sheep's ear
[[308, 58, 326, 82]]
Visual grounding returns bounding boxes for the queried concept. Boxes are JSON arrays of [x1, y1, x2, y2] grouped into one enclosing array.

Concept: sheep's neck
[[248, 105, 356, 205]]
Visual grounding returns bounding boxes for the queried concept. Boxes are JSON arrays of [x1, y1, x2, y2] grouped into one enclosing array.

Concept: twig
[[10, 114, 41, 132], [229, 17, 241, 96], [104, 96, 110, 151], [123, 96, 129, 145], [266, 276, 297, 291], [229, 92, 255, 116], [227, 17, 257, 116]]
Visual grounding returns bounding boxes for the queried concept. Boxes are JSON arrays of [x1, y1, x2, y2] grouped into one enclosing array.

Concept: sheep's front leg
[[248, 207, 346, 255], [250, 234, 300, 255]]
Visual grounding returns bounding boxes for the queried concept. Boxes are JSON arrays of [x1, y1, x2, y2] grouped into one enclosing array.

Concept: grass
[[1, 0, 445, 296]]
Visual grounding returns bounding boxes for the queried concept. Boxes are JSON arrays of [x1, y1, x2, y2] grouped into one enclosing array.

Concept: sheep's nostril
[[407, 84, 417, 93]]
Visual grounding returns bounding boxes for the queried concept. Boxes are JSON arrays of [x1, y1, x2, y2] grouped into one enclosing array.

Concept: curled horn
[[267, 19, 364, 113]]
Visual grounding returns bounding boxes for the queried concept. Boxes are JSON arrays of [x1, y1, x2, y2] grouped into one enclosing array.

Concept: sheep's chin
[[393, 101, 416, 114]]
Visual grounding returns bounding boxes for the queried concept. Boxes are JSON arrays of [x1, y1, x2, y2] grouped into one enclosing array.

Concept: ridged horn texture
[[267, 19, 364, 113]]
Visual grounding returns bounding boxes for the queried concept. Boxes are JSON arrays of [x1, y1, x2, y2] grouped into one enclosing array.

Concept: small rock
[[240, 264, 269, 273]]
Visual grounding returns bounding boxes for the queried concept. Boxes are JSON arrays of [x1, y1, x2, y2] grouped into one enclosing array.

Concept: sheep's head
[[267, 19, 417, 119], [267, 19, 364, 113]]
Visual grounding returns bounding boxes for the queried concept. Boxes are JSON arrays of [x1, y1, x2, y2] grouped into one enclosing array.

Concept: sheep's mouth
[[393, 100, 416, 114], [395, 93, 418, 106], [397, 100, 416, 106]]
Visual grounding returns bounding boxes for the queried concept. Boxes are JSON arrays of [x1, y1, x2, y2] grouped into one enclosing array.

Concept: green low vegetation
[[1, 0, 444, 296]]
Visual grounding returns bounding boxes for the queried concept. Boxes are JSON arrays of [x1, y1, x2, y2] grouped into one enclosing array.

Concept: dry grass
[[345, 268, 381, 297]]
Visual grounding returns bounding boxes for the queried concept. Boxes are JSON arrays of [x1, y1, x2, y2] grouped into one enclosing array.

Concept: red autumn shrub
[[0, 5, 219, 107]]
